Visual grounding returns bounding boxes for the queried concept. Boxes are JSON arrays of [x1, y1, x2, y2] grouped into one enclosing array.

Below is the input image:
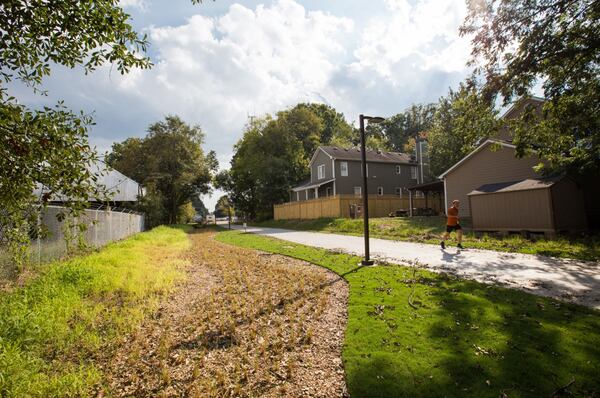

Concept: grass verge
[[255, 217, 600, 261], [217, 230, 600, 397], [0, 226, 190, 397]]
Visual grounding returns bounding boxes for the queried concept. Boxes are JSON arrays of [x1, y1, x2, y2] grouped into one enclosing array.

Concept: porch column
[[296, 191, 299, 202], [315, 187, 319, 199], [409, 190, 413, 217], [305, 190, 308, 200]]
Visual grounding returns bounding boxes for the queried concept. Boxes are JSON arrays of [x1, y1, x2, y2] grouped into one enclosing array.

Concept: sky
[[13, 0, 474, 210]]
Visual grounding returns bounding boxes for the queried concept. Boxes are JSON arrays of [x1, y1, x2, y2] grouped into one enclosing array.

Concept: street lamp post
[[359, 114, 385, 266]]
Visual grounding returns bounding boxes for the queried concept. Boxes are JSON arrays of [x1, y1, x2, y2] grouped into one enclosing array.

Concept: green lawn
[[217, 230, 600, 398], [0, 226, 190, 397], [254, 217, 600, 261]]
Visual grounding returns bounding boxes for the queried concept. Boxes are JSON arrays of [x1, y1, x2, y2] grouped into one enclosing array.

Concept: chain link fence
[[1, 205, 144, 271]]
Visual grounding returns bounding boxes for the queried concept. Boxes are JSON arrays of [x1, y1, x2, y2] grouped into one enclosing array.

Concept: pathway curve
[[232, 225, 600, 309]]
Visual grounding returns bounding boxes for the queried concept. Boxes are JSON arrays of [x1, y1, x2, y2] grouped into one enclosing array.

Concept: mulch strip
[[97, 229, 348, 397]]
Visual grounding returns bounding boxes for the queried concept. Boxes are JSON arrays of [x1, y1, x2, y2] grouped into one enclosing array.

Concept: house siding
[[334, 160, 417, 195], [444, 144, 540, 217], [470, 189, 553, 231], [310, 149, 333, 183]]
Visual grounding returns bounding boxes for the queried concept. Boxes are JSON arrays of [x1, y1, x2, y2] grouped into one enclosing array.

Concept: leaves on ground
[[100, 229, 349, 397]]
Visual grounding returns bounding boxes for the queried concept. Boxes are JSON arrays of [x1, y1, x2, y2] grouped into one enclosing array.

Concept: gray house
[[290, 146, 420, 201]]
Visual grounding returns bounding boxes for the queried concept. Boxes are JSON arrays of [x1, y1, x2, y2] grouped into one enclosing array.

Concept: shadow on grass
[[346, 276, 600, 397], [216, 229, 600, 397]]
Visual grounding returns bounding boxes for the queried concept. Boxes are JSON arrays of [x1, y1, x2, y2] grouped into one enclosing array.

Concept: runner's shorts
[[446, 224, 462, 233]]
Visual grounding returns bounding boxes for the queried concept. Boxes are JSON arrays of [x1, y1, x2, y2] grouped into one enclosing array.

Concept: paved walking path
[[232, 225, 600, 309]]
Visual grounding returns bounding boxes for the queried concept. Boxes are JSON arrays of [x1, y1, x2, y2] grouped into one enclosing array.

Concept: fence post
[[94, 210, 98, 247], [37, 207, 41, 265], [108, 206, 113, 242]]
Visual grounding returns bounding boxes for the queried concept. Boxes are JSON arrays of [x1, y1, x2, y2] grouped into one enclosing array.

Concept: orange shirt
[[447, 206, 459, 226]]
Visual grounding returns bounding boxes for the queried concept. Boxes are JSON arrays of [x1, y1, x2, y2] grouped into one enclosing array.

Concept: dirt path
[[99, 229, 348, 397], [233, 225, 600, 309]]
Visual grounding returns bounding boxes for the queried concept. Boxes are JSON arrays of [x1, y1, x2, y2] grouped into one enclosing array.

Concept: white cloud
[[15, 0, 475, 210], [113, 0, 354, 174], [353, 0, 471, 81], [119, 0, 146, 11]]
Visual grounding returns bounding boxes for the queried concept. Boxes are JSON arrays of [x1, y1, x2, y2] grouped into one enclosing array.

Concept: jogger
[[441, 199, 463, 249]]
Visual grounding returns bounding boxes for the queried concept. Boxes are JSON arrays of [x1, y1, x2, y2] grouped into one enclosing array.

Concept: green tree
[[214, 195, 234, 218], [221, 116, 306, 220], [461, 0, 600, 172], [191, 194, 209, 218], [0, 1, 152, 267], [276, 106, 323, 160], [218, 104, 356, 220], [428, 82, 499, 176], [374, 104, 437, 152], [292, 103, 355, 145], [108, 116, 213, 226]]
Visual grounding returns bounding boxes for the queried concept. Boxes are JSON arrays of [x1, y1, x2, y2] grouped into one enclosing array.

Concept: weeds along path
[[101, 229, 348, 397]]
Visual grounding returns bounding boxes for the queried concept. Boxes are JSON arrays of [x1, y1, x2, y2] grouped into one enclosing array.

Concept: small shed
[[468, 176, 587, 235]]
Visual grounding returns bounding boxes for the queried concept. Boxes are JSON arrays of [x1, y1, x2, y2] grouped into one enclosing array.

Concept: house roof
[[407, 180, 444, 192], [498, 96, 545, 120], [440, 97, 547, 179], [33, 160, 143, 202], [291, 178, 335, 192], [468, 176, 564, 196], [439, 139, 516, 179], [316, 146, 414, 164]]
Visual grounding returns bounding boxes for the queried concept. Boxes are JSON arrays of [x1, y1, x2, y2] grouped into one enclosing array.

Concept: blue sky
[[14, 0, 474, 209]]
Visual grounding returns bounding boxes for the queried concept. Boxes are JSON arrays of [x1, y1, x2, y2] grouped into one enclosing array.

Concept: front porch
[[290, 179, 335, 202]]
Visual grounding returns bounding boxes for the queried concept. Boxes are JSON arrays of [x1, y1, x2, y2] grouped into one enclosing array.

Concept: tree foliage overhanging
[[107, 116, 216, 227], [0, 0, 152, 266], [462, 0, 600, 172]]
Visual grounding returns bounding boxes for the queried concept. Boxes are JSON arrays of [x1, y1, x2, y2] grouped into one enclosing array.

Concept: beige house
[[439, 97, 598, 233], [439, 139, 541, 217]]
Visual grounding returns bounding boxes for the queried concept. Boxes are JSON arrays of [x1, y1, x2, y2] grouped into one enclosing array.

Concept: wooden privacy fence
[[274, 194, 443, 220]]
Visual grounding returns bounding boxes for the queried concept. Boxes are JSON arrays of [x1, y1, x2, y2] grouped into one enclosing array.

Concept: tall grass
[[0, 226, 189, 397]]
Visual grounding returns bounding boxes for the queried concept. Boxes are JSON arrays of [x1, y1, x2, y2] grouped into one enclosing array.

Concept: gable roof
[[314, 146, 414, 165], [498, 96, 545, 120], [33, 160, 143, 202], [468, 176, 564, 196], [440, 97, 547, 180], [439, 139, 516, 179]]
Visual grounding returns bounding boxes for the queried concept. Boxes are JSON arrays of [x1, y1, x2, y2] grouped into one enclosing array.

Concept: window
[[395, 187, 402, 197], [377, 187, 384, 196], [340, 161, 348, 176], [395, 165, 401, 175], [326, 187, 333, 197], [354, 186, 361, 197], [414, 190, 424, 198], [317, 164, 325, 180], [411, 166, 418, 179]]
